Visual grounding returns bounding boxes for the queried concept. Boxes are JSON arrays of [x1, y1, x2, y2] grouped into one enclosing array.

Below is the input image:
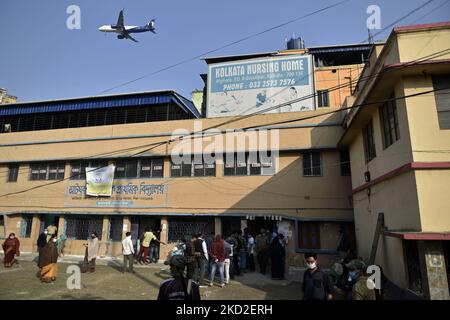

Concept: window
[[0, 215, 5, 238], [432, 75, 450, 129], [224, 152, 275, 176], [21, 215, 33, 238], [48, 162, 65, 180], [7, 164, 19, 182], [170, 156, 215, 177], [114, 159, 138, 179], [65, 215, 103, 240], [249, 153, 262, 176], [317, 90, 329, 107], [70, 160, 109, 180], [70, 161, 87, 180], [30, 163, 48, 180], [380, 97, 400, 148], [139, 158, 164, 178], [297, 222, 320, 250], [340, 150, 351, 176], [362, 121, 376, 163], [168, 217, 214, 242], [30, 162, 65, 181], [303, 152, 322, 177], [108, 216, 123, 241]]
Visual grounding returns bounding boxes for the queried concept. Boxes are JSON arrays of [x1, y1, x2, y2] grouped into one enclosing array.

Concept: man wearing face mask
[[346, 259, 376, 300], [2, 233, 20, 268], [83, 231, 99, 273], [158, 255, 200, 300], [302, 253, 333, 300]]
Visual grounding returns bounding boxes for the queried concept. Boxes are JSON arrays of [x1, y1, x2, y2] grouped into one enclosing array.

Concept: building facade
[[340, 22, 450, 299], [0, 43, 371, 273]]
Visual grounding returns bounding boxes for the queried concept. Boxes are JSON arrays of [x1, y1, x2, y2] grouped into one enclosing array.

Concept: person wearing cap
[[158, 255, 200, 300], [346, 259, 376, 300]]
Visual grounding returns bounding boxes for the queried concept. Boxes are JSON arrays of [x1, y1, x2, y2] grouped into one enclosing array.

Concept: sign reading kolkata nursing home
[[65, 166, 167, 208], [207, 54, 315, 117]]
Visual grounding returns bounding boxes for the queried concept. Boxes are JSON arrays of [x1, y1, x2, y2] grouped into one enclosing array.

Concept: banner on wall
[[207, 54, 315, 117], [85, 165, 115, 197]]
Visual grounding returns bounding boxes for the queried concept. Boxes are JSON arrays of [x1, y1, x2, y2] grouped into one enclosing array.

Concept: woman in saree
[[39, 234, 58, 283], [2, 233, 20, 268]]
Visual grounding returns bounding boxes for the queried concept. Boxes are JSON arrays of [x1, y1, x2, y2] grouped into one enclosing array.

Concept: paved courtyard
[[0, 254, 303, 300]]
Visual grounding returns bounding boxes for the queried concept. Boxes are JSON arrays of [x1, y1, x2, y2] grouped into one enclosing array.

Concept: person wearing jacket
[[209, 234, 226, 288]]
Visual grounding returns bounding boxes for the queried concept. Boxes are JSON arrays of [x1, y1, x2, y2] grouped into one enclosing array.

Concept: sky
[[0, 0, 449, 102]]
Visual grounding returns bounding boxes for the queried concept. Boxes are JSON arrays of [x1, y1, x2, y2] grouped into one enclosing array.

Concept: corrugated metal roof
[[0, 90, 200, 118]]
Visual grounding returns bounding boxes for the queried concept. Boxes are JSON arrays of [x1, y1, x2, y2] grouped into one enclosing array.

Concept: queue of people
[[2, 225, 377, 301]]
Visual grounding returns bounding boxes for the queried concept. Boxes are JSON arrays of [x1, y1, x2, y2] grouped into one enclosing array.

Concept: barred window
[[168, 217, 214, 242], [21, 214, 33, 238], [171, 156, 215, 177], [170, 157, 192, 177], [139, 158, 164, 178], [248, 153, 261, 176], [114, 159, 138, 179], [65, 215, 103, 240], [380, 97, 400, 149], [70, 160, 108, 180], [29, 162, 65, 181], [109, 216, 123, 241], [70, 161, 87, 180], [303, 152, 322, 177], [48, 162, 65, 180], [170, 163, 182, 177], [224, 152, 275, 176], [7, 164, 19, 182]]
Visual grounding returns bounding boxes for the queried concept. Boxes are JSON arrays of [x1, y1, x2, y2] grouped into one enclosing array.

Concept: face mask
[[44, 231, 48, 235], [306, 262, 317, 270], [9, 236, 15, 239], [52, 239, 57, 243], [91, 236, 95, 239], [348, 271, 358, 281]]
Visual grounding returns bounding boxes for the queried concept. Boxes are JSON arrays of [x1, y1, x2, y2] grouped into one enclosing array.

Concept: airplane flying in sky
[[98, 9, 156, 43]]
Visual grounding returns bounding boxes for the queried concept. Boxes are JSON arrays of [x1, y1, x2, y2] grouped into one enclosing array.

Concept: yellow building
[[0, 43, 370, 274], [340, 22, 450, 300]]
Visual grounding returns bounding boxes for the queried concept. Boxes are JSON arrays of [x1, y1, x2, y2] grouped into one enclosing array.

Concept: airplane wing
[[124, 33, 139, 43], [116, 9, 125, 30]]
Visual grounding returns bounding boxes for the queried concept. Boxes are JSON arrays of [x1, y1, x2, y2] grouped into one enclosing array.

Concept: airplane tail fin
[[148, 19, 156, 32]]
